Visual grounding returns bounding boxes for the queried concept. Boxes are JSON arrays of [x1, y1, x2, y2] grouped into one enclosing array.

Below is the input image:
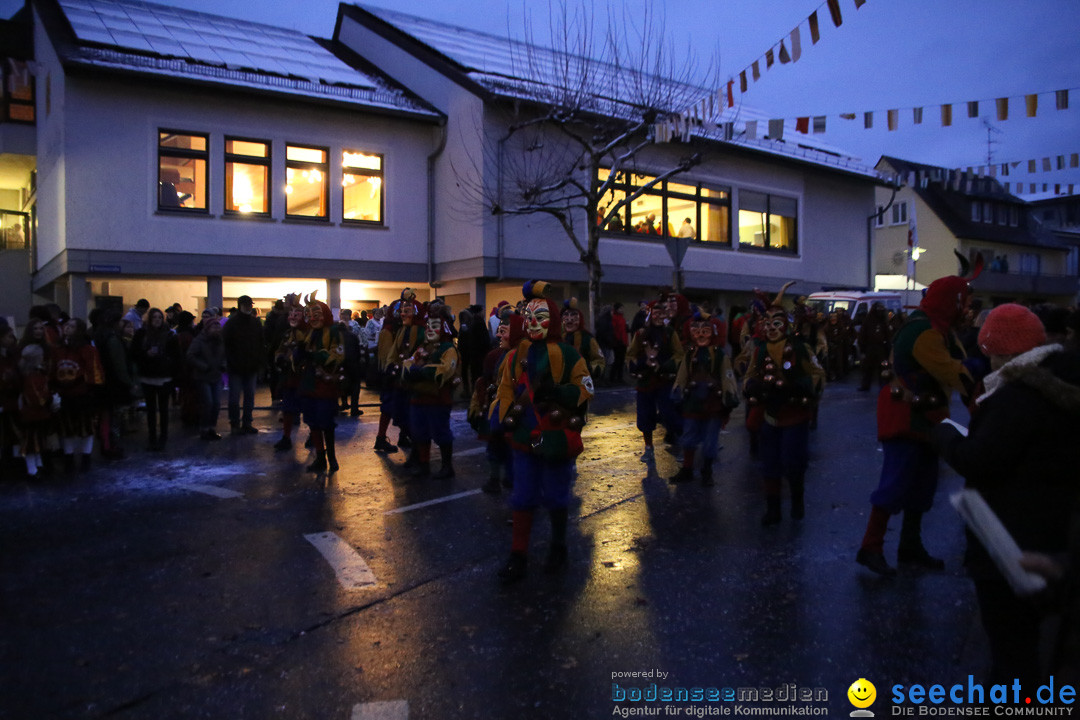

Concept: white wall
[[52, 72, 435, 266]]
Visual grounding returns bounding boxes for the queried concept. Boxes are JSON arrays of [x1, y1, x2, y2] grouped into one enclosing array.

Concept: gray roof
[[57, 0, 438, 116], [355, 4, 881, 180]]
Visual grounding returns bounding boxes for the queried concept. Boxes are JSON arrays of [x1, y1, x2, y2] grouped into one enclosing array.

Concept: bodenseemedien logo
[[848, 678, 877, 717]]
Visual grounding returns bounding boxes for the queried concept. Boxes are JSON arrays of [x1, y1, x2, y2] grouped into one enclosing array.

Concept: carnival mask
[[425, 317, 443, 344], [524, 298, 551, 341], [690, 321, 713, 347], [496, 322, 511, 350], [764, 308, 788, 343], [562, 310, 581, 334], [288, 307, 304, 328], [400, 303, 417, 326]]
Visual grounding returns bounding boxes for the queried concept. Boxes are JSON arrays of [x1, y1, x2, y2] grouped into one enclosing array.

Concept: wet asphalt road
[[0, 376, 984, 720]]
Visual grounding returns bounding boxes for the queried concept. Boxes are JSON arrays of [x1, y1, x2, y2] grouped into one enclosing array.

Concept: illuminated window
[[158, 130, 208, 211], [342, 150, 383, 224], [597, 169, 730, 244], [738, 191, 797, 253], [286, 144, 328, 220], [224, 137, 270, 216], [3, 60, 35, 123]]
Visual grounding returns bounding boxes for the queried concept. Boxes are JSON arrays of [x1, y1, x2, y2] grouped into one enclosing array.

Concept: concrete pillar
[[68, 274, 90, 320], [206, 276, 223, 313], [327, 278, 342, 315]]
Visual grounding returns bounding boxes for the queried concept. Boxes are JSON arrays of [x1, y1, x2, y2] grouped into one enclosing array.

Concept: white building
[[2, 0, 888, 322]]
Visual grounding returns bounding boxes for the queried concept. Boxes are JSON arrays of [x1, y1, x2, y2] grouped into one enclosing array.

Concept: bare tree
[[458, 0, 717, 326]]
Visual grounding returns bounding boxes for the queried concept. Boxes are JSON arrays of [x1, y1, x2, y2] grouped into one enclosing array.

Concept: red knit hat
[[978, 303, 1046, 356]]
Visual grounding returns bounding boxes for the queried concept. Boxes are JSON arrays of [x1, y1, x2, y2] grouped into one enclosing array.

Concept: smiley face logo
[[847, 678, 876, 709]]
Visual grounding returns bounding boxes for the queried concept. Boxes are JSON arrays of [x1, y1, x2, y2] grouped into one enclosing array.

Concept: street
[[0, 376, 984, 719]]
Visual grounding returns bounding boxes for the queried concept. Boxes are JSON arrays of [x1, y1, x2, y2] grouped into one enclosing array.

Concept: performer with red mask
[[562, 298, 606, 379], [668, 308, 739, 486], [401, 304, 460, 479], [493, 281, 593, 584], [272, 297, 308, 452], [470, 309, 526, 494], [627, 299, 685, 461], [857, 256, 981, 576], [742, 284, 825, 524], [373, 289, 423, 454], [299, 300, 344, 474]]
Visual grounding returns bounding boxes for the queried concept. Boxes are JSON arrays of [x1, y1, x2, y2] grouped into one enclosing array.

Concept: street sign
[[664, 235, 690, 268]]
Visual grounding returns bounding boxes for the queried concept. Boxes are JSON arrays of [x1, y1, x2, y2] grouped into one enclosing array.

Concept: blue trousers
[[409, 403, 453, 447], [759, 422, 809, 479], [636, 385, 682, 437], [680, 416, 723, 461], [870, 438, 939, 514], [509, 451, 575, 511], [227, 371, 257, 427]]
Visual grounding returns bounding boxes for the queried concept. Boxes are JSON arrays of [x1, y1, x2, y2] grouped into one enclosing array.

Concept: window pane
[[226, 139, 268, 157], [598, 185, 627, 232], [769, 212, 797, 251], [667, 180, 697, 196], [630, 195, 663, 235], [226, 162, 268, 213], [286, 166, 327, 217], [738, 208, 767, 247], [159, 132, 206, 151], [287, 146, 326, 163], [701, 203, 728, 244], [343, 172, 382, 223], [771, 195, 797, 218], [343, 151, 381, 171], [159, 157, 206, 209]]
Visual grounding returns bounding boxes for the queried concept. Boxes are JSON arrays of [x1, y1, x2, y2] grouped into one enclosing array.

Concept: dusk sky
[[6, 0, 1079, 193]]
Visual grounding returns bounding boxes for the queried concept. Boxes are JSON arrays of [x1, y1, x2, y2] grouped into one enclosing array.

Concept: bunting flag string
[[654, 86, 1076, 147], [678, 0, 871, 120]]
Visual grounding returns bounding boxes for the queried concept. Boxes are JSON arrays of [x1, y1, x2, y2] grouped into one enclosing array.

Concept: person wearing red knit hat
[[933, 303, 1080, 687]]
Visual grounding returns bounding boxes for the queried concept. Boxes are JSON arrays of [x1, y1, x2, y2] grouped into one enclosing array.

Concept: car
[[805, 291, 903, 326]]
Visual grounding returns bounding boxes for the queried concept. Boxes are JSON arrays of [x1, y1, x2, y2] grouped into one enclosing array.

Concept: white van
[[805, 291, 903, 325]]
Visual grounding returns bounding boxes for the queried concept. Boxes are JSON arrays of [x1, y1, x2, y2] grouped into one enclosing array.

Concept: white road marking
[[384, 489, 482, 515], [304, 532, 377, 589], [352, 700, 408, 720], [454, 446, 487, 457], [177, 484, 244, 499]]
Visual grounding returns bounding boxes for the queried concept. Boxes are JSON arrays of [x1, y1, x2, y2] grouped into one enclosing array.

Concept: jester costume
[[52, 321, 104, 468], [742, 289, 825, 525], [668, 311, 739, 486], [627, 301, 684, 460], [857, 261, 979, 576], [300, 301, 345, 473], [402, 308, 460, 478], [494, 281, 593, 584], [272, 299, 308, 452], [374, 290, 423, 454]]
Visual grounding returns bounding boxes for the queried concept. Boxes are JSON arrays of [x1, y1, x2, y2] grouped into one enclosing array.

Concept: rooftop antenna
[[983, 118, 1003, 166]]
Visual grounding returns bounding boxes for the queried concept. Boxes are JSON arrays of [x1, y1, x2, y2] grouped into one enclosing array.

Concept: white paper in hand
[[950, 489, 1047, 596]]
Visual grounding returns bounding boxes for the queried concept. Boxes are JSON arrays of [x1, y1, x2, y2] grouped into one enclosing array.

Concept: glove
[[669, 385, 684, 402]]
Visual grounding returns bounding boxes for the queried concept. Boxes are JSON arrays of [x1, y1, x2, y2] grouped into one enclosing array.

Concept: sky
[[5, 0, 1079, 194]]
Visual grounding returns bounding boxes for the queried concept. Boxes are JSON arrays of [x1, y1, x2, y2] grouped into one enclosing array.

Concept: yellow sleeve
[[912, 330, 970, 395]]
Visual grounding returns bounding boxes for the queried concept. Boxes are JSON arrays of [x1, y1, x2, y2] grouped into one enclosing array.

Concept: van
[[805, 291, 903, 325]]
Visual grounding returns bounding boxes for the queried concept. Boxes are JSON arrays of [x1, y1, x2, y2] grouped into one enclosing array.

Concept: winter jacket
[[131, 327, 181, 381], [186, 330, 227, 385], [222, 312, 265, 374], [933, 344, 1080, 578]]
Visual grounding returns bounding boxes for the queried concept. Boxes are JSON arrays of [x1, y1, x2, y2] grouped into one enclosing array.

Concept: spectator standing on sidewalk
[[933, 304, 1080, 687], [223, 295, 264, 435]]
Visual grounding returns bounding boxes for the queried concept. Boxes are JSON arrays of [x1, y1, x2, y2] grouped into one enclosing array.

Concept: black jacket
[[933, 345, 1080, 575], [222, 312, 265, 374]]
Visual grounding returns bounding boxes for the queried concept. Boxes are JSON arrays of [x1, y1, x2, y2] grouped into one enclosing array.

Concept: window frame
[[223, 135, 271, 217], [2, 59, 35, 124], [596, 169, 732, 246], [341, 149, 385, 226], [285, 143, 330, 221], [157, 129, 209, 213], [737, 190, 799, 254], [890, 201, 908, 225]]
